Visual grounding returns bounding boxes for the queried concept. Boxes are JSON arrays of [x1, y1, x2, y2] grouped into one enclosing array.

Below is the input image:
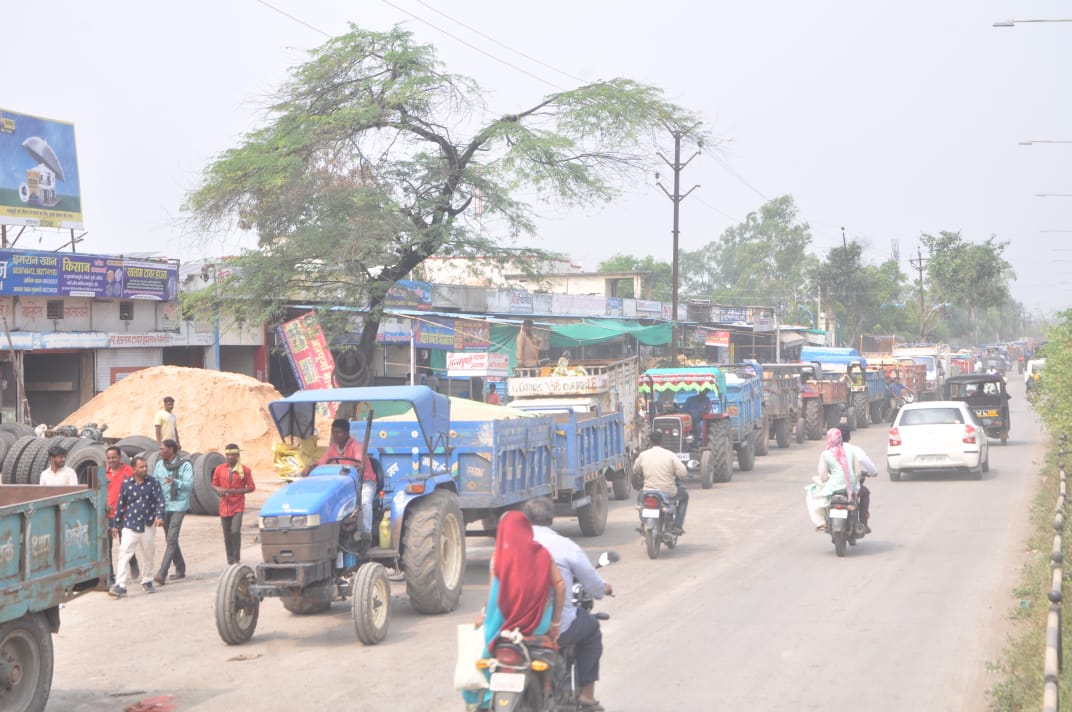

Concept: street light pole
[[994, 18, 1072, 26], [656, 128, 701, 366]]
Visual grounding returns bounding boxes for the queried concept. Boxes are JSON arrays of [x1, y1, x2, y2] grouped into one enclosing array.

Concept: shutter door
[[95, 347, 163, 392]]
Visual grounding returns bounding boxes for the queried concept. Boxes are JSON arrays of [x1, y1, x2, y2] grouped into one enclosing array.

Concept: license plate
[[676, 453, 689, 462], [829, 508, 849, 519], [490, 672, 526, 693], [977, 409, 998, 417], [641, 508, 661, 518], [919, 455, 947, 462]]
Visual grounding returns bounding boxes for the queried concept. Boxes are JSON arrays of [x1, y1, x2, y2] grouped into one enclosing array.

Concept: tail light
[[963, 425, 977, 444], [643, 494, 661, 509], [492, 644, 525, 666], [889, 427, 901, 447]]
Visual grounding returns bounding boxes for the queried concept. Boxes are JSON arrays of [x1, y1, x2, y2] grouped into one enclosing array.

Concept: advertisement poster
[[278, 312, 337, 398], [384, 279, 433, 310], [0, 248, 177, 300], [446, 351, 510, 377], [0, 108, 83, 228], [415, 316, 455, 350], [452, 319, 489, 351]]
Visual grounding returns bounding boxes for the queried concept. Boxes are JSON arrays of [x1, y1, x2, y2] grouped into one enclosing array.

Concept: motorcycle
[[637, 489, 678, 559], [825, 474, 871, 557], [482, 551, 618, 712]]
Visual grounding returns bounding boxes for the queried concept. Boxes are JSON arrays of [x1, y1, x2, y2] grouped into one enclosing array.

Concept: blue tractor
[[214, 386, 465, 647]]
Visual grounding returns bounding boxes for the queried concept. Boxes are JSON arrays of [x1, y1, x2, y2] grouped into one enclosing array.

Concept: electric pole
[[656, 127, 701, 366], [910, 246, 929, 342]]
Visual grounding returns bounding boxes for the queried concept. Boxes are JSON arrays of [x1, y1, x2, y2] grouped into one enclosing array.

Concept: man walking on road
[[153, 439, 192, 585], [39, 444, 78, 486], [154, 396, 180, 450], [105, 446, 139, 581], [111, 456, 165, 597], [524, 497, 612, 712], [212, 443, 256, 565]]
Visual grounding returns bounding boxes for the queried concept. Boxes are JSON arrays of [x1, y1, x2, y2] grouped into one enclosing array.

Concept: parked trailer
[[508, 357, 640, 500], [799, 347, 860, 431], [759, 363, 803, 447], [720, 363, 765, 469], [0, 482, 108, 712]]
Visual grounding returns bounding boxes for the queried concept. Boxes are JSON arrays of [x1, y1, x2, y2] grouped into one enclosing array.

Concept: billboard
[[0, 249, 178, 300], [278, 312, 336, 392], [0, 109, 83, 228]]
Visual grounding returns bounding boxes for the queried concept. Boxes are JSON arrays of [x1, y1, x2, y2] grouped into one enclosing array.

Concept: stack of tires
[[113, 436, 224, 517], [0, 430, 224, 518]]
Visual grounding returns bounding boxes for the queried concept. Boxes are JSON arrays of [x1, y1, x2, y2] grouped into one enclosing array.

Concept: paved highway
[[49, 378, 1043, 711]]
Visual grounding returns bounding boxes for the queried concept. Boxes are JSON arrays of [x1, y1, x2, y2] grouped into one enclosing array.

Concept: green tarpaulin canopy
[[548, 319, 672, 347]]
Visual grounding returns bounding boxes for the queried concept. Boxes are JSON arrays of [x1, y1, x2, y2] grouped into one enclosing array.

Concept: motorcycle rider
[[632, 430, 689, 535], [523, 497, 612, 712], [838, 425, 877, 534]]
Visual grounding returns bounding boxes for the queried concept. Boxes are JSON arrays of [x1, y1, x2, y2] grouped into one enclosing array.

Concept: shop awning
[[778, 330, 806, 348], [549, 319, 672, 347]]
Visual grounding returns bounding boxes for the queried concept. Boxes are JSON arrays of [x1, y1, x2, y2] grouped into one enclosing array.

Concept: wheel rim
[[234, 571, 258, 631], [370, 572, 390, 630], [0, 627, 40, 709], [440, 511, 464, 590]]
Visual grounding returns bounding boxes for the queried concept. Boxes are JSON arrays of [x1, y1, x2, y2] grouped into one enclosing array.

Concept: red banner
[[278, 312, 336, 392]]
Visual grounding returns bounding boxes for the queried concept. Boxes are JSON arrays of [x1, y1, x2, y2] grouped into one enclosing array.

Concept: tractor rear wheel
[[775, 418, 791, 448], [710, 419, 733, 483], [754, 418, 769, 456], [854, 394, 869, 429], [804, 401, 824, 440]]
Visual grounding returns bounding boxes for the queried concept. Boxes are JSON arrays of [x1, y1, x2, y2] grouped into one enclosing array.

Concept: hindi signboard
[[278, 312, 336, 394], [0, 248, 177, 300], [446, 351, 511, 377]]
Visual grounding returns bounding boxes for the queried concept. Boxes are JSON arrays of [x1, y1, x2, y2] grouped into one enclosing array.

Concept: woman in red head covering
[[463, 511, 565, 708]]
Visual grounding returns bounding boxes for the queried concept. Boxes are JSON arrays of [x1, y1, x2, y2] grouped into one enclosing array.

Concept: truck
[[800, 347, 887, 429], [640, 367, 735, 487], [1, 482, 108, 712], [721, 363, 766, 470], [892, 344, 951, 400], [759, 363, 804, 448], [507, 357, 639, 500], [799, 347, 858, 432], [215, 385, 619, 647]]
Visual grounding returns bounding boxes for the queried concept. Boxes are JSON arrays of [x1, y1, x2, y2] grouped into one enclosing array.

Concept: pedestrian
[[515, 319, 541, 369], [39, 444, 78, 486], [486, 383, 501, 405], [152, 439, 192, 585], [212, 443, 256, 565], [110, 456, 165, 597], [154, 396, 181, 450], [104, 446, 139, 581]]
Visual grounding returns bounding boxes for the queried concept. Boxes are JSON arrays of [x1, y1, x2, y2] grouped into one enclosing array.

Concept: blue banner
[[0, 249, 177, 300]]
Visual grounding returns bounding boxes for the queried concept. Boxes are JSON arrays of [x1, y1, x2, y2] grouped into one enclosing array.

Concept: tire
[[889, 468, 901, 482], [754, 418, 769, 456], [709, 419, 732, 483], [115, 435, 158, 458], [401, 490, 466, 614], [332, 349, 370, 387], [775, 418, 790, 449], [192, 452, 225, 517], [352, 563, 391, 645], [0, 430, 18, 477], [66, 444, 106, 486], [982, 455, 990, 473], [187, 454, 208, 516], [281, 580, 334, 615], [25, 439, 55, 486], [0, 422, 35, 439], [854, 394, 869, 429], [869, 401, 882, 425], [833, 530, 847, 557], [15, 439, 48, 485], [0, 434, 31, 484], [796, 416, 806, 444], [215, 564, 259, 645], [804, 401, 824, 440], [645, 524, 661, 560], [1001, 434, 1008, 446], [576, 479, 608, 537], [737, 436, 755, 472], [0, 612, 53, 712], [846, 406, 857, 431], [699, 449, 713, 489], [610, 468, 631, 500]]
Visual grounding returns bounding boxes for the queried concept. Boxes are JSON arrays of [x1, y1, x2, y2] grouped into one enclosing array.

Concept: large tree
[[185, 25, 700, 372], [921, 231, 1014, 343]]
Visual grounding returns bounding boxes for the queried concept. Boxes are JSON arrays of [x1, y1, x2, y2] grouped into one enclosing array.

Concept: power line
[[379, 0, 566, 90], [254, 0, 331, 37], [411, 0, 587, 84]]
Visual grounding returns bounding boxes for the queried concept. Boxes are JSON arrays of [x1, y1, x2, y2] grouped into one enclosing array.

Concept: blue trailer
[[0, 483, 108, 712], [720, 363, 766, 470]]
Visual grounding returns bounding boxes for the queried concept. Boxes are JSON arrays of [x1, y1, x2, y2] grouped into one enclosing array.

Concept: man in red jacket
[[105, 446, 139, 581], [212, 444, 256, 565]]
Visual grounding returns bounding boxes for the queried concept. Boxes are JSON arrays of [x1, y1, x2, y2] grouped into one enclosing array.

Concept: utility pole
[[910, 246, 928, 342], [656, 127, 701, 366]]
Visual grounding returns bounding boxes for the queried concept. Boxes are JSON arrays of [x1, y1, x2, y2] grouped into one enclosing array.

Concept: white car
[[887, 400, 989, 481]]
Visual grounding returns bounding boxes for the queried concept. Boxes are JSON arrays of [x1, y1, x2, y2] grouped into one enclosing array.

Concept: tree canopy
[[185, 24, 701, 365]]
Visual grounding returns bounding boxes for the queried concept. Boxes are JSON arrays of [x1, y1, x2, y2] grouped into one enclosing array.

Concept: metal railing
[[1044, 444, 1068, 712]]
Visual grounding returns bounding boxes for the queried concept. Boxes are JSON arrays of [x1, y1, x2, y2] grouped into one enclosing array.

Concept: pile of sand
[[61, 366, 284, 478]]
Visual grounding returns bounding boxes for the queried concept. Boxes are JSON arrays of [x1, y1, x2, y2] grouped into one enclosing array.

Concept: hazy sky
[[4, 1, 1070, 315]]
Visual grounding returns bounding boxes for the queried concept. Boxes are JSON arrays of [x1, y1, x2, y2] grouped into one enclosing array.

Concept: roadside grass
[[988, 453, 1069, 711]]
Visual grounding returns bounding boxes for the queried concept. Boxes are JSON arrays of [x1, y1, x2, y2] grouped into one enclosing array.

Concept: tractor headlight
[[259, 514, 321, 529]]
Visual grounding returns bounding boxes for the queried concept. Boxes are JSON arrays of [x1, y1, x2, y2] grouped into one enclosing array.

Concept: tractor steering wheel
[[327, 457, 364, 467]]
